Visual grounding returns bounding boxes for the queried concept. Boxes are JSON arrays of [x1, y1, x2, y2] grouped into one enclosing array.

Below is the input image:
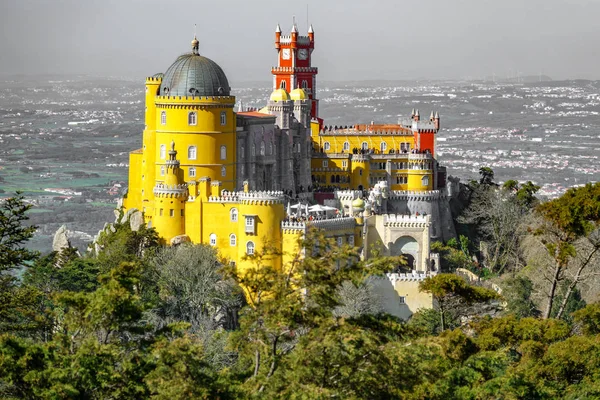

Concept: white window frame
[[160, 110, 166, 125], [160, 166, 165, 176], [188, 145, 197, 160], [246, 241, 255, 255], [220, 145, 227, 160], [160, 144, 166, 160], [221, 166, 226, 177], [336, 237, 343, 247], [342, 160, 348, 168], [422, 176, 429, 187], [189, 167, 196, 177], [361, 142, 369, 150], [230, 234, 237, 247], [323, 142, 330, 151], [245, 216, 255, 234], [230, 208, 238, 222], [380, 142, 387, 152], [220, 111, 226, 126], [343, 141, 350, 151], [348, 235, 355, 246], [322, 160, 328, 168], [188, 111, 197, 126], [209, 233, 217, 246]]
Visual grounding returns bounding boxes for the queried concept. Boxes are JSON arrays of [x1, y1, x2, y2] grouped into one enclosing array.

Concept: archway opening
[[390, 236, 419, 271]]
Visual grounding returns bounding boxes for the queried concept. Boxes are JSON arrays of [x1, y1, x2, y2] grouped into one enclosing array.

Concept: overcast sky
[[2, 0, 599, 83]]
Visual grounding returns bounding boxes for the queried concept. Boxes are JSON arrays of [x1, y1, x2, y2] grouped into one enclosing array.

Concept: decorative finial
[[275, 23, 281, 33], [308, 24, 314, 34], [291, 16, 298, 33], [170, 140, 176, 152], [191, 24, 199, 55]]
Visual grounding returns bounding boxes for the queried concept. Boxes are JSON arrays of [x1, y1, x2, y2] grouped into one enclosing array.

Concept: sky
[[2, 0, 599, 83]]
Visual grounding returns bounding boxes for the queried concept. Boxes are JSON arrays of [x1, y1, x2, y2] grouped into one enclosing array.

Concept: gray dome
[[159, 53, 231, 97]]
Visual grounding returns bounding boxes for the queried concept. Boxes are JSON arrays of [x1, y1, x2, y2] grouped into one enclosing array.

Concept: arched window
[[268, 142, 273, 155], [380, 142, 387, 152], [230, 208, 238, 222], [230, 234, 237, 246], [220, 145, 227, 160], [220, 111, 226, 126], [361, 142, 369, 150], [240, 146, 245, 158], [343, 141, 350, 151], [160, 144, 166, 159], [246, 241, 255, 255], [160, 166, 165, 176], [280, 80, 286, 90], [241, 165, 245, 175], [188, 111, 197, 126], [251, 144, 256, 156], [221, 166, 226, 177], [189, 167, 196, 177], [209, 233, 217, 246], [422, 176, 429, 187], [160, 111, 166, 125], [260, 141, 265, 156], [302, 80, 308, 89], [188, 145, 197, 160], [323, 142, 330, 151]]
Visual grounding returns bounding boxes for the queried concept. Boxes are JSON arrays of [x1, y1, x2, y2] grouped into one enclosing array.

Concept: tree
[[500, 275, 539, 318], [478, 167, 495, 186], [533, 182, 600, 319], [419, 273, 500, 331], [0, 192, 38, 273]]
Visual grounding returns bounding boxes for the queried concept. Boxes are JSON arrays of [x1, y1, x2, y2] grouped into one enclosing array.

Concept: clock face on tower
[[298, 49, 308, 60], [282, 49, 291, 60]]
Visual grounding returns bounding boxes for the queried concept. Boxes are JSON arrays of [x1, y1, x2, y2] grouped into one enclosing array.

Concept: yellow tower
[[152, 141, 188, 243], [406, 153, 434, 191]]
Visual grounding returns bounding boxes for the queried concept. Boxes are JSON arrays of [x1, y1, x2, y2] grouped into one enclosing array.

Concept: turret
[[413, 109, 420, 122], [434, 111, 440, 130], [153, 142, 188, 243], [290, 21, 298, 49], [308, 24, 314, 42], [275, 24, 281, 50]]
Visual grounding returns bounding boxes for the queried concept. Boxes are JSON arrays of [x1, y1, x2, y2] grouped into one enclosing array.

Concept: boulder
[[52, 225, 71, 253], [128, 210, 144, 232]]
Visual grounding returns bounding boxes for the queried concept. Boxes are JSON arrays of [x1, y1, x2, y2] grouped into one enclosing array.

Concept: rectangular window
[[169, 209, 174, 217], [322, 160, 328, 168], [348, 235, 355, 246], [336, 237, 343, 247], [189, 167, 196, 177], [160, 144, 166, 159], [221, 111, 226, 126], [245, 216, 255, 234], [160, 166, 165, 176], [160, 111, 166, 125], [159, 208, 163, 216], [181, 209, 184, 216], [342, 160, 348, 168], [399, 296, 406, 304]]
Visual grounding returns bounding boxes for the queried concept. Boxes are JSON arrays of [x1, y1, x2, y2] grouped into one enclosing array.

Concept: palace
[[122, 22, 457, 319]]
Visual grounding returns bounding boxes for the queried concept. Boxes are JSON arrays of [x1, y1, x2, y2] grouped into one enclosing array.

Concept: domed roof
[[352, 198, 365, 209], [158, 44, 230, 97], [269, 88, 291, 102], [289, 87, 308, 101]]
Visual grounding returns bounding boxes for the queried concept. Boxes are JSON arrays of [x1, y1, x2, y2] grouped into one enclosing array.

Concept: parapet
[[282, 216, 356, 233], [385, 270, 437, 283], [207, 190, 285, 205], [153, 183, 189, 198], [382, 214, 431, 228], [387, 190, 444, 201]]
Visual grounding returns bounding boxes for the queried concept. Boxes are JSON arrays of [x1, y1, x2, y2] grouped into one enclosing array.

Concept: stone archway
[[390, 236, 419, 271]]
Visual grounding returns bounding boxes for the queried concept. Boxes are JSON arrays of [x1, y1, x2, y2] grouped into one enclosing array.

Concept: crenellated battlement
[[383, 214, 430, 228], [387, 190, 445, 201], [154, 183, 189, 198], [207, 190, 285, 205], [335, 190, 362, 201], [282, 216, 356, 233], [385, 270, 437, 283], [270, 66, 318, 73], [146, 76, 163, 83]]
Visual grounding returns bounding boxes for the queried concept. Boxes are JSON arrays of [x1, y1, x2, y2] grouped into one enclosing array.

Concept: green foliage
[[501, 275, 540, 318], [479, 166, 495, 186], [431, 240, 476, 272], [0, 192, 38, 273]]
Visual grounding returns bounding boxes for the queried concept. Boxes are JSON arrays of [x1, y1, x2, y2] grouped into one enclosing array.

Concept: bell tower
[[272, 21, 319, 120]]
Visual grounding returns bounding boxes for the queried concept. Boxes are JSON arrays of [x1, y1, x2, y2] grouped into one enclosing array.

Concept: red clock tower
[[272, 22, 319, 120]]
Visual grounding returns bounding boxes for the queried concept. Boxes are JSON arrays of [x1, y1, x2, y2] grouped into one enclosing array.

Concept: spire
[[238, 100, 243, 112], [291, 16, 298, 33], [411, 108, 415, 116], [308, 24, 314, 33], [275, 23, 281, 33], [191, 25, 199, 55], [435, 111, 439, 119], [430, 111, 434, 120]]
